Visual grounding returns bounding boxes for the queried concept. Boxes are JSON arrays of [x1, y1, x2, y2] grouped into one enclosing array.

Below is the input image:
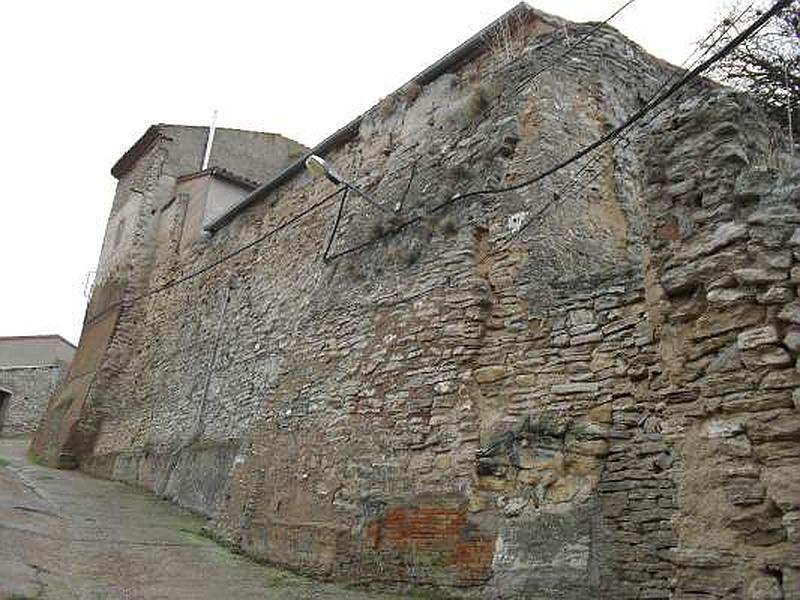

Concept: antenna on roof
[[201, 109, 218, 171]]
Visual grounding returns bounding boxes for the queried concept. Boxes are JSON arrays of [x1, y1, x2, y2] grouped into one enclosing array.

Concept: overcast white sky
[[0, 0, 730, 344]]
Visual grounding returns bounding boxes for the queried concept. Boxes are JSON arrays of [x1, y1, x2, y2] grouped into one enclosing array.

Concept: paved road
[[0, 437, 416, 600]]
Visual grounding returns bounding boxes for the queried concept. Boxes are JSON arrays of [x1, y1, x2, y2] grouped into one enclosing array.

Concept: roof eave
[[110, 124, 162, 179], [203, 2, 559, 233]]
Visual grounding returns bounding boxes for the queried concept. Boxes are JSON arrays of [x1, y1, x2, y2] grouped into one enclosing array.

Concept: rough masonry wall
[[0, 365, 67, 435], [33, 10, 800, 600], [640, 89, 800, 599]]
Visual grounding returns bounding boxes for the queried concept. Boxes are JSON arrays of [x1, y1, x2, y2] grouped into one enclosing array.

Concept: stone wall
[[639, 89, 800, 599], [33, 7, 800, 599], [0, 365, 67, 435]]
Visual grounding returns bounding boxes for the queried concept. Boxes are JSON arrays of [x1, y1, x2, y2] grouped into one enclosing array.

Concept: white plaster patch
[[492, 534, 512, 570], [704, 418, 744, 439], [507, 211, 528, 233], [551, 540, 590, 569]]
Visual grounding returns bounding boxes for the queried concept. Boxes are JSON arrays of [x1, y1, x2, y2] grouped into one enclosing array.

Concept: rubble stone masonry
[[33, 6, 800, 598], [0, 365, 66, 435]]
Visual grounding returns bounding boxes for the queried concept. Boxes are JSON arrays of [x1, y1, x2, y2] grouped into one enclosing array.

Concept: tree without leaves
[[699, 0, 799, 148]]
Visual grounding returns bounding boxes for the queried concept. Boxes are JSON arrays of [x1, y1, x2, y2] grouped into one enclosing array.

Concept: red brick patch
[[367, 502, 495, 585]]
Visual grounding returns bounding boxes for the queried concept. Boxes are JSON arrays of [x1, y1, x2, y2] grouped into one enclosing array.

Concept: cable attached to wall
[[434, 0, 789, 213], [513, 0, 638, 95], [477, 0, 760, 261], [81, 0, 791, 321]]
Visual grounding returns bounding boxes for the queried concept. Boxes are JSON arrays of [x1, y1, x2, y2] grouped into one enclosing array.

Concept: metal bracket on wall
[[323, 187, 350, 262], [324, 161, 419, 262]]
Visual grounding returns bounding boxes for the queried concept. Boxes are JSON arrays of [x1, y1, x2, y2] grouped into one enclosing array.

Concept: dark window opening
[[0, 389, 10, 433]]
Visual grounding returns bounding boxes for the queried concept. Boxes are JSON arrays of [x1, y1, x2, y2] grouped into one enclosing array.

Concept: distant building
[[0, 335, 76, 435], [31, 3, 800, 597]]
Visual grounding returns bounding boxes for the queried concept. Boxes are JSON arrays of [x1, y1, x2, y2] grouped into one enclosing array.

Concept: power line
[[332, 0, 778, 263], [480, 0, 637, 85], [84, 187, 344, 326], [513, 0, 639, 94], [487, 1, 759, 252], [84, 0, 789, 324], [432, 0, 791, 213]]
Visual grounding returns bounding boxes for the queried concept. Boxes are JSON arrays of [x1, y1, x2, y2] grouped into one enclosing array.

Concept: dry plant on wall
[[699, 0, 799, 151], [484, 10, 529, 66], [368, 216, 386, 241], [401, 82, 423, 104], [379, 82, 423, 121], [387, 242, 421, 267], [437, 215, 458, 237], [423, 212, 458, 238], [379, 94, 397, 117], [463, 84, 493, 121]]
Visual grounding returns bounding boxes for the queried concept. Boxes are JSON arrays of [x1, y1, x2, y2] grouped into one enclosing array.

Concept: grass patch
[[27, 450, 45, 466], [178, 526, 208, 541], [368, 216, 386, 241], [463, 86, 490, 121], [438, 215, 458, 237], [0, 456, 11, 467], [37, 474, 54, 480]]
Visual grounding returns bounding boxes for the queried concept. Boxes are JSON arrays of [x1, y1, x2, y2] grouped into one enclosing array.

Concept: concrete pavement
[[0, 437, 420, 600]]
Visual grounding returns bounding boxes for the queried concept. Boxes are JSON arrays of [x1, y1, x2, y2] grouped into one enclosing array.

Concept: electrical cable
[[333, 0, 775, 263], [83, 0, 789, 323], [513, 0, 639, 94], [84, 186, 345, 326], [488, 1, 759, 251], [432, 0, 790, 215]]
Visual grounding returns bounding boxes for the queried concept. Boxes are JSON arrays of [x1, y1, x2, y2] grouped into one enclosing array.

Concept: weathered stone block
[[551, 382, 598, 395], [748, 205, 800, 225], [474, 365, 508, 384], [733, 268, 787, 285], [433, 380, 456, 395], [724, 477, 766, 506], [678, 222, 747, 262], [568, 439, 609, 457], [570, 331, 603, 346], [568, 308, 596, 327], [745, 576, 784, 600], [784, 329, 800, 353], [762, 466, 800, 512], [707, 287, 754, 305], [778, 301, 800, 324], [756, 285, 794, 304], [758, 346, 793, 367], [737, 326, 779, 350]]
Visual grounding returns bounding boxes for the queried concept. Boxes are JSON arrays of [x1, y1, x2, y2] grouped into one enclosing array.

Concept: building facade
[[0, 335, 75, 435], [34, 4, 800, 598]]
